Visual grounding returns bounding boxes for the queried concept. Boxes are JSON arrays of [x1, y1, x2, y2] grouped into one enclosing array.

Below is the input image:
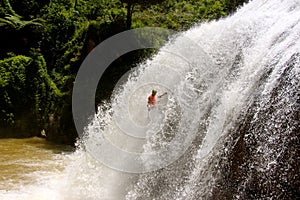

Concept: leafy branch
[[0, 14, 44, 30]]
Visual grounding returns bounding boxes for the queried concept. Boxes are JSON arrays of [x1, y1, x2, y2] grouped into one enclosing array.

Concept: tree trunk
[[126, 2, 133, 29], [74, 0, 78, 10]]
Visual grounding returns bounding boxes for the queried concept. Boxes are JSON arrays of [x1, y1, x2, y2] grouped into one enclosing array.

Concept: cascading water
[[123, 0, 300, 199], [2, 0, 299, 199]]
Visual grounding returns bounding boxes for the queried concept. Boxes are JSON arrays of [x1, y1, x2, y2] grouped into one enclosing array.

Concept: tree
[[224, 0, 249, 13], [0, 0, 43, 30], [120, 0, 166, 29]]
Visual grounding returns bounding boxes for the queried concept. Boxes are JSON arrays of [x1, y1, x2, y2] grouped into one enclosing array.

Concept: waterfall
[[124, 0, 298, 199], [78, 0, 299, 199], [2, 0, 299, 199]]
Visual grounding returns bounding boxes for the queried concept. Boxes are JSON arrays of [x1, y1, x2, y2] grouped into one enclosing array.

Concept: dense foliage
[[0, 0, 248, 144]]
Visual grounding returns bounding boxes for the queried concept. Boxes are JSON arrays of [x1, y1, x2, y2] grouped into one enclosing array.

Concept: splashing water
[[2, 0, 299, 199]]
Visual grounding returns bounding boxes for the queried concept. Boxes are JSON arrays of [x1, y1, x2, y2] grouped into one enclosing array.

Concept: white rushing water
[[2, 0, 299, 199]]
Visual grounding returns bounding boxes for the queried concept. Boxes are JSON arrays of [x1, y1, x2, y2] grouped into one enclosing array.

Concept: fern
[[0, 14, 44, 30]]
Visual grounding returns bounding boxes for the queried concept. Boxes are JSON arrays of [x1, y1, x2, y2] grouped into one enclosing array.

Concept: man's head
[[152, 89, 157, 96]]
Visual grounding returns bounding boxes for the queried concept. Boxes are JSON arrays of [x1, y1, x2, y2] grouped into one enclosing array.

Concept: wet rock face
[[211, 54, 300, 200], [240, 55, 300, 199], [0, 111, 77, 145], [0, 113, 39, 138]]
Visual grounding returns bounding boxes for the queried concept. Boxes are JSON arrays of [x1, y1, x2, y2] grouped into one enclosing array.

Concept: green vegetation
[[0, 0, 248, 144]]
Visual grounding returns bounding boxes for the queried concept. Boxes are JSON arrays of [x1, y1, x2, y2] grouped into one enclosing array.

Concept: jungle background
[[0, 0, 248, 144]]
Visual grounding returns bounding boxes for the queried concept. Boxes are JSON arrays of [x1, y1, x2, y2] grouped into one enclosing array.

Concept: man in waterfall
[[147, 89, 167, 110]]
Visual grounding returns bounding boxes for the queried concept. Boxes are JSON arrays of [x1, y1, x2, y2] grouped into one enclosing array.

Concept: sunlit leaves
[[0, 14, 43, 30]]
